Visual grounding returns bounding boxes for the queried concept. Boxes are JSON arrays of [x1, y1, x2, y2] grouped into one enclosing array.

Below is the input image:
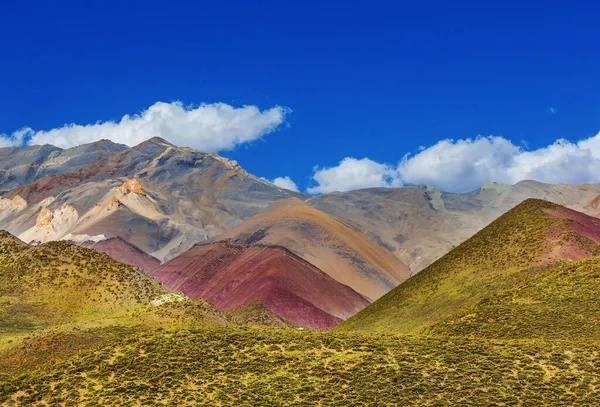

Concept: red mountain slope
[[217, 198, 410, 302], [149, 242, 370, 330], [75, 237, 161, 272]]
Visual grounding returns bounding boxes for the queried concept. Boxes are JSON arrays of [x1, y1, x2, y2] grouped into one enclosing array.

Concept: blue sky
[[2, 0, 600, 193]]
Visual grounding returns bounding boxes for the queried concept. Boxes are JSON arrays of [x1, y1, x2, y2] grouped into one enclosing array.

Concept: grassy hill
[[0, 231, 226, 380], [337, 199, 600, 334], [2, 327, 599, 406], [427, 256, 600, 340], [230, 301, 291, 328]]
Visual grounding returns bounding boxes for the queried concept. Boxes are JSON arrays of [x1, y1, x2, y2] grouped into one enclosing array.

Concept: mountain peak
[[137, 137, 175, 148]]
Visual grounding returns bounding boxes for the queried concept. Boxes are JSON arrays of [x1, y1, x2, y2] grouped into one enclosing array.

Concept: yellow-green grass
[[427, 256, 600, 340], [2, 327, 599, 406], [337, 199, 600, 334], [230, 301, 291, 328], [0, 232, 227, 380]]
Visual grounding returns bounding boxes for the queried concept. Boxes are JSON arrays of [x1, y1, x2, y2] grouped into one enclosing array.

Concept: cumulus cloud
[[266, 176, 299, 192], [309, 132, 600, 194], [307, 157, 401, 194], [0, 101, 289, 151]]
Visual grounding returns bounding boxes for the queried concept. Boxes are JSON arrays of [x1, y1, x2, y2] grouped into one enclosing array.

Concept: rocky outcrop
[[19, 203, 79, 243], [119, 179, 145, 195]]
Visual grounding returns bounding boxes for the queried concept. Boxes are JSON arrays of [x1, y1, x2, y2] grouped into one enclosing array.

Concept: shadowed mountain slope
[[149, 241, 370, 329], [73, 237, 161, 273], [231, 301, 290, 328], [309, 181, 600, 273], [337, 199, 600, 334], [217, 198, 410, 302]]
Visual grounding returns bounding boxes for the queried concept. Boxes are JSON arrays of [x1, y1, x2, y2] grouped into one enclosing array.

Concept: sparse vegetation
[[428, 256, 600, 340], [2, 327, 600, 406], [0, 232, 227, 380]]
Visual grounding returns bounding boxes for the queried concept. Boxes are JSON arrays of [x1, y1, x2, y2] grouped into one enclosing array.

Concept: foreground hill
[[217, 198, 410, 301], [0, 137, 303, 262], [2, 327, 598, 406], [337, 199, 600, 334], [0, 231, 226, 379], [310, 181, 600, 272], [149, 242, 369, 329]]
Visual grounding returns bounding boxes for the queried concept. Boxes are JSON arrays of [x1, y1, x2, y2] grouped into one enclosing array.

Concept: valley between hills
[[2, 139, 600, 405]]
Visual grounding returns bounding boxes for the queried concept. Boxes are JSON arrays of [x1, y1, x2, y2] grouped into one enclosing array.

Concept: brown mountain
[[148, 241, 369, 330], [217, 198, 411, 302], [309, 181, 600, 273]]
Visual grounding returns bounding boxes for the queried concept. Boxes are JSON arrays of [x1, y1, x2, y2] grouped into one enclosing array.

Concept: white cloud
[[309, 132, 600, 194], [0, 101, 290, 151], [398, 136, 520, 191], [308, 157, 401, 194], [266, 176, 299, 192]]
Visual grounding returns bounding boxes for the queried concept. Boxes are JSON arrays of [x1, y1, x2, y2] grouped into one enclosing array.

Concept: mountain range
[[3, 138, 600, 404], [1, 138, 600, 328]]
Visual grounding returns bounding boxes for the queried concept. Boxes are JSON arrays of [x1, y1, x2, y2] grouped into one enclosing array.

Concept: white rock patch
[[151, 293, 188, 307]]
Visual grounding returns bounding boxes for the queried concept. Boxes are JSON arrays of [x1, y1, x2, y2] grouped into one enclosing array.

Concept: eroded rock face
[[36, 207, 54, 227], [0, 195, 28, 223], [0, 195, 27, 212], [119, 179, 145, 195], [20, 203, 79, 243]]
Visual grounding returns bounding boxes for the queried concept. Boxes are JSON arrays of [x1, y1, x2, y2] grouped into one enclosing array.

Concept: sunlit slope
[[428, 256, 600, 340], [0, 231, 226, 379], [337, 199, 600, 334], [309, 181, 600, 272], [2, 327, 599, 406], [217, 198, 410, 302]]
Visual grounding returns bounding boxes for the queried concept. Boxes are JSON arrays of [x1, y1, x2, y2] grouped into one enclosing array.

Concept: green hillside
[[428, 256, 600, 340], [2, 327, 599, 406], [337, 199, 600, 334], [231, 301, 291, 328], [0, 232, 226, 379]]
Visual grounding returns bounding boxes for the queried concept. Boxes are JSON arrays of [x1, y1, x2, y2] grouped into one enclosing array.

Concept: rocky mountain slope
[[0, 140, 127, 194], [0, 137, 303, 262], [337, 199, 600, 334], [310, 181, 600, 272], [217, 198, 410, 301], [149, 241, 369, 329]]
